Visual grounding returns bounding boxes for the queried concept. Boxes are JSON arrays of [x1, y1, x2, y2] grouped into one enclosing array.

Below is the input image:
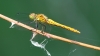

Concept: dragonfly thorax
[[36, 14, 48, 23]]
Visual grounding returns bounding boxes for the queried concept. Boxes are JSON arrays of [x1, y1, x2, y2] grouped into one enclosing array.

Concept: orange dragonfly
[[29, 13, 80, 34]]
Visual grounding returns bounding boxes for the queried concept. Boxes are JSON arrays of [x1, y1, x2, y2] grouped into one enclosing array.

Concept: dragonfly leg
[[39, 23, 46, 33], [35, 22, 38, 29], [41, 24, 46, 33], [34, 20, 39, 30]]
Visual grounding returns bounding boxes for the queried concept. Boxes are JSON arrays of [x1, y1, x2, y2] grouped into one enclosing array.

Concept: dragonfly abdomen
[[47, 19, 80, 34], [62, 25, 80, 34]]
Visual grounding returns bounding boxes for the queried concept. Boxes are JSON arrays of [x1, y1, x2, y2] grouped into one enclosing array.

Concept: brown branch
[[0, 14, 100, 50]]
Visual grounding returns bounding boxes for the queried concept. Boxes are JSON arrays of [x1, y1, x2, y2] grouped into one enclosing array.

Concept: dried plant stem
[[0, 14, 100, 50]]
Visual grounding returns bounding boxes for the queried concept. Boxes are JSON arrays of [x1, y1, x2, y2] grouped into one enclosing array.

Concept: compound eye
[[29, 13, 36, 20]]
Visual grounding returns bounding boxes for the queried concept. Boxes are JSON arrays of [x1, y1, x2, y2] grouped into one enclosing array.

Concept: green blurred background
[[0, 0, 100, 56]]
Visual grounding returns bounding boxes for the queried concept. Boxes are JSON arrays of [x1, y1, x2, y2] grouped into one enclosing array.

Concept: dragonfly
[[29, 13, 80, 34]]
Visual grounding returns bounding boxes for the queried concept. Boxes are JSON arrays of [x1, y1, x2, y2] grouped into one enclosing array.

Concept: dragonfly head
[[29, 13, 36, 20]]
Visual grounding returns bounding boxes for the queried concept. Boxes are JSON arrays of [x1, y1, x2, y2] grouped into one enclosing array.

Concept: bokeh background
[[0, 0, 100, 56]]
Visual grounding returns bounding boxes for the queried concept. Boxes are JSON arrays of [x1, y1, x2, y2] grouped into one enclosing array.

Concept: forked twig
[[0, 14, 100, 50]]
